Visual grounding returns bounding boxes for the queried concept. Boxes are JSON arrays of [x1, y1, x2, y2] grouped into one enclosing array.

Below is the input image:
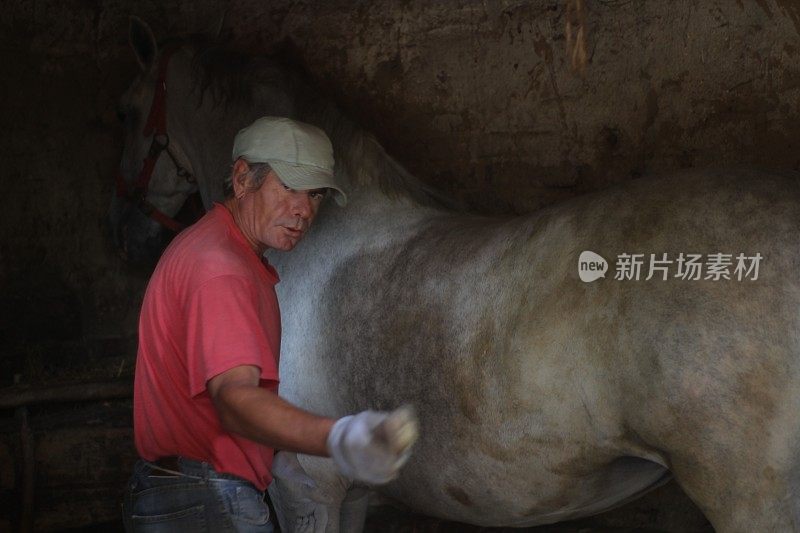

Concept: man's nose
[[291, 193, 313, 219]]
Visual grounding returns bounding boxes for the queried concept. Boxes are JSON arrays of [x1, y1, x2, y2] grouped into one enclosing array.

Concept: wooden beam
[[0, 380, 133, 409]]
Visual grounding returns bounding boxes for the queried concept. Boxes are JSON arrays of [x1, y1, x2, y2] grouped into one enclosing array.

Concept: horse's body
[[113, 22, 800, 532]]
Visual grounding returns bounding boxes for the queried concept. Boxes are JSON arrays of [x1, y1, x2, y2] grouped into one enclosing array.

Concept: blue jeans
[[122, 458, 274, 532]]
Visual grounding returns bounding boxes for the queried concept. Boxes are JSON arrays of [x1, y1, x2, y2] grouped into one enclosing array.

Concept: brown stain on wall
[[776, 0, 800, 35], [533, 33, 553, 63], [753, 0, 774, 17]]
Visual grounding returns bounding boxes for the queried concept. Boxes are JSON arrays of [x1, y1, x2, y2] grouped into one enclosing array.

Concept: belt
[[146, 456, 254, 486], [152, 456, 181, 472]]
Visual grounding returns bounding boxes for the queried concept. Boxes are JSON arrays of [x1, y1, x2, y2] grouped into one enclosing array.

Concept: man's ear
[[231, 159, 251, 199]]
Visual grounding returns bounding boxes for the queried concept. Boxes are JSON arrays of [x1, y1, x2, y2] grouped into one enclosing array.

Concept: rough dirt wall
[[1, 0, 799, 530], [227, 0, 800, 211]]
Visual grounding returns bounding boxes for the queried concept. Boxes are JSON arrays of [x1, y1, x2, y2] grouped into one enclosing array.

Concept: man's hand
[[327, 406, 419, 485]]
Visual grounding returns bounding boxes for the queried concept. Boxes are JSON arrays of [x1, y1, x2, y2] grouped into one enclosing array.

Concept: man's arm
[[208, 363, 419, 484], [207, 364, 334, 456]]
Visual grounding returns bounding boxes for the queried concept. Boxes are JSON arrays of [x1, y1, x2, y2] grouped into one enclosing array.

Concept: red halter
[[115, 47, 201, 233]]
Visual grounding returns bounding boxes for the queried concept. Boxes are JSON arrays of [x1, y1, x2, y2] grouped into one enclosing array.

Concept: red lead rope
[[115, 46, 196, 234]]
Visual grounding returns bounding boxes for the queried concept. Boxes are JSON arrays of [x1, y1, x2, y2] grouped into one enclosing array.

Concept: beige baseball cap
[[232, 116, 347, 206]]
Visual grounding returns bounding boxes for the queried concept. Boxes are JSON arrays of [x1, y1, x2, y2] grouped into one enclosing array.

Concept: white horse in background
[[111, 18, 800, 532]]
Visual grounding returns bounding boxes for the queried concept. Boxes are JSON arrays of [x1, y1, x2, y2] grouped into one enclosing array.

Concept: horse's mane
[[177, 37, 458, 209]]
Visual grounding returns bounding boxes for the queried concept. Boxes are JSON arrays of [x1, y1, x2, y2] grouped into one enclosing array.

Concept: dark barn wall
[[229, 0, 800, 211], [1, 0, 799, 530]]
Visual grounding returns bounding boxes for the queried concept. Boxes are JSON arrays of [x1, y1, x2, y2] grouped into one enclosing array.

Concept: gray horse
[[112, 19, 800, 532]]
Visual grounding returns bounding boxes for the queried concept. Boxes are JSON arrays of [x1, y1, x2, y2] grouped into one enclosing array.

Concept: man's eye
[[309, 190, 326, 200]]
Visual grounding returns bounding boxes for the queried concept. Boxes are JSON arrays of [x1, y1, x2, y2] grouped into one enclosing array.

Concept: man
[[122, 117, 418, 532]]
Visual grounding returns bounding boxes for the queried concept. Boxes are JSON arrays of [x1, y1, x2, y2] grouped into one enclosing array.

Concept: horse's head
[[109, 18, 202, 266]]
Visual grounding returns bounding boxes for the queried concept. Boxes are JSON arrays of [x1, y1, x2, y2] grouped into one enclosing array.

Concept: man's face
[[236, 165, 326, 252]]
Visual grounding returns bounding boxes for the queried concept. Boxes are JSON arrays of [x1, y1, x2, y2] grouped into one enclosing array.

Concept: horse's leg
[[339, 487, 369, 532], [269, 452, 362, 533], [631, 362, 800, 531], [668, 445, 800, 532]]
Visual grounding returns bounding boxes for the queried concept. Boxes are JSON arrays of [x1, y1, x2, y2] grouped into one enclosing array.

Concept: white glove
[[326, 405, 419, 485]]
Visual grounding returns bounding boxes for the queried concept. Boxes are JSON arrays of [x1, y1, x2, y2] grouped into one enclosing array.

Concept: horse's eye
[[116, 106, 127, 123]]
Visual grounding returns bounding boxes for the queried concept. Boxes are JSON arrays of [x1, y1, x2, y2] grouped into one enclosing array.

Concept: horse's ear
[[129, 16, 157, 72]]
